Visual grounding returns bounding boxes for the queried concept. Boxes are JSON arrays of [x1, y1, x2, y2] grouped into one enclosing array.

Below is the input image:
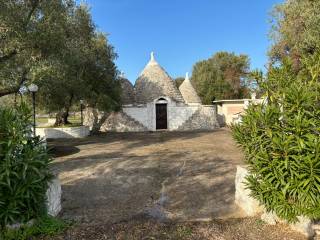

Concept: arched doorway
[[156, 98, 168, 130]]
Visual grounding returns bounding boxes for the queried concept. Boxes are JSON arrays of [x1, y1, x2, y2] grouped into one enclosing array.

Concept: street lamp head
[[28, 83, 39, 93], [80, 99, 84, 104], [19, 85, 28, 95]]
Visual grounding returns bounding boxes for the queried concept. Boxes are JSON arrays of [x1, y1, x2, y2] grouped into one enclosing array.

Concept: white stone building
[[85, 52, 219, 132]]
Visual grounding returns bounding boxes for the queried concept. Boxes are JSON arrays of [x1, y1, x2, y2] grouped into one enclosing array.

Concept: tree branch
[[24, 0, 40, 28], [0, 50, 18, 64], [0, 1, 40, 65], [0, 70, 28, 97]]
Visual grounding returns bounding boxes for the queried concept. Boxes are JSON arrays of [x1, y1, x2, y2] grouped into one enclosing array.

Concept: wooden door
[[156, 104, 167, 130]]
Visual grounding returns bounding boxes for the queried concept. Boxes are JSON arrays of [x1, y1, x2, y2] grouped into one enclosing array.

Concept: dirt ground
[[46, 129, 306, 240], [40, 217, 305, 240]]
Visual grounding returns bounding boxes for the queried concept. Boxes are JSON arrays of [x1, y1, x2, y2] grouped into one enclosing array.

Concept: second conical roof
[[179, 73, 202, 104]]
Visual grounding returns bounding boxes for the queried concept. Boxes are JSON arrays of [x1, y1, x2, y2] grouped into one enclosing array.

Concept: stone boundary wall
[[84, 100, 220, 132], [124, 104, 218, 131], [36, 126, 90, 139]]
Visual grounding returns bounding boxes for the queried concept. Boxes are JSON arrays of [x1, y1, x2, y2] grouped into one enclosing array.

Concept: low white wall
[[36, 126, 90, 139]]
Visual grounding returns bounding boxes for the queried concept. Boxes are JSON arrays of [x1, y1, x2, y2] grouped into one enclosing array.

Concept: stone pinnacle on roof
[[134, 52, 185, 104], [179, 72, 202, 104], [151, 51, 155, 61], [148, 51, 157, 66]]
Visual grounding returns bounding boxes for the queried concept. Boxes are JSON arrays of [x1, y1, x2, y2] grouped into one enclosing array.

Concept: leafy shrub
[[0, 215, 70, 240], [232, 56, 320, 222], [0, 103, 52, 227]]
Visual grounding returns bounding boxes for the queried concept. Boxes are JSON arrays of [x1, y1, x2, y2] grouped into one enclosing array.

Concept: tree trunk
[[91, 109, 110, 134], [54, 110, 71, 126], [54, 94, 74, 126]]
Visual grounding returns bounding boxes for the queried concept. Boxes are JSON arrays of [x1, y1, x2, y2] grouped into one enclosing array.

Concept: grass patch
[[174, 226, 193, 238], [36, 116, 81, 126], [255, 219, 266, 228], [1, 216, 71, 240], [36, 117, 50, 124], [37, 123, 83, 128]]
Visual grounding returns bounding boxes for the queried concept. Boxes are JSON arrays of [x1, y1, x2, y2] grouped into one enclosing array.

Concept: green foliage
[[35, 6, 121, 115], [232, 55, 320, 222], [0, 0, 75, 97], [1, 215, 70, 240], [191, 51, 250, 104], [269, 0, 320, 68], [0, 1, 121, 124], [174, 226, 193, 239], [0, 103, 52, 227], [175, 77, 185, 88]]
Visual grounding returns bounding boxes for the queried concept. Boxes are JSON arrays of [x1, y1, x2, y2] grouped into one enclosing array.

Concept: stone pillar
[[46, 177, 62, 217], [235, 165, 263, 216]]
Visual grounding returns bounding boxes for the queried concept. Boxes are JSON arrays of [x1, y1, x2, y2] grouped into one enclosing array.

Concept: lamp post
[[80, 100, 84, 126], [28, 84, 38, 136]]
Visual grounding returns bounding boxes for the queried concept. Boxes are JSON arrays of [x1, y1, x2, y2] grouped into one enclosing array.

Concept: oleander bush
[[0, 103, 52, 227], [232, 56, 320, 222]]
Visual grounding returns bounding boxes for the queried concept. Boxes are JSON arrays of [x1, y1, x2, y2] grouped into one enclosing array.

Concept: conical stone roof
[[134, 52, 185, 104], [119, 75, 135, 105], [179, 72, 202, 104]]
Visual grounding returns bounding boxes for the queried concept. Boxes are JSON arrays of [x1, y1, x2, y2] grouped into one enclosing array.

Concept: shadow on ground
[[49, 129, 245, 224]]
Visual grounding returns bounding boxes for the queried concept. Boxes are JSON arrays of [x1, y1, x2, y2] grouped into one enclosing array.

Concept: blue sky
[[81, 0, 283, 83]]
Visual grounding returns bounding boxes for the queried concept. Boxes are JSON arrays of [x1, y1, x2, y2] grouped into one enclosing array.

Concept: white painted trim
[[212, 98, 263, 104], [212, 99, 252, 104]]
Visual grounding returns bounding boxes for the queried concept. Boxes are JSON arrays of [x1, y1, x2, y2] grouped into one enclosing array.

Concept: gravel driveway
[[45, 129, 307, 240], [49, 129, 245, 224]]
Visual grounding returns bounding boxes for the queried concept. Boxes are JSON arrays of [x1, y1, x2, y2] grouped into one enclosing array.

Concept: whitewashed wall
[[37, 126, 90, 139], [123, 106, 150, 129], [86, 97, 219, 132], [123, 97, 201, 131], [168, 105, 198, 130]]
